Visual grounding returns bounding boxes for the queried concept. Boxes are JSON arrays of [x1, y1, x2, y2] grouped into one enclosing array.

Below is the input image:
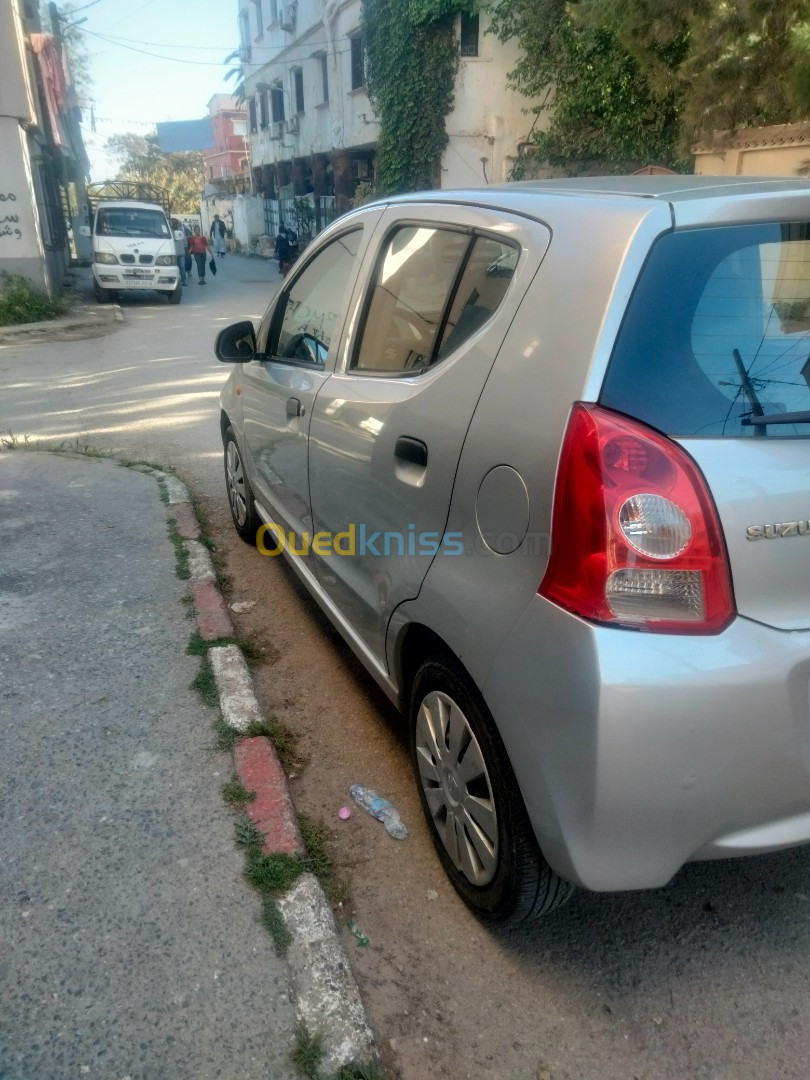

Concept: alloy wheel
[[414, 690, 498, 886], [226, 440, 248, 528]]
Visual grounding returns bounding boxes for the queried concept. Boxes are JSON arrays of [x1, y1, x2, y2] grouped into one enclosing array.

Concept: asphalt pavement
[[0, 451, 298, 1080]]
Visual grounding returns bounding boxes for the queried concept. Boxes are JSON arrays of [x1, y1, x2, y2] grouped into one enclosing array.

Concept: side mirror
[[215, 320, 257, 363], [79, 225, 91, 237]]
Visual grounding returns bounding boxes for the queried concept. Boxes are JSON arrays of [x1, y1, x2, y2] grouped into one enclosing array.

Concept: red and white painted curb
[[157, 471, 377, 1073]]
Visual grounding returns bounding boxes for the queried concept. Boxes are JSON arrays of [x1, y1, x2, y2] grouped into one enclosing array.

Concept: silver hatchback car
[[217, 177, 810, 926]]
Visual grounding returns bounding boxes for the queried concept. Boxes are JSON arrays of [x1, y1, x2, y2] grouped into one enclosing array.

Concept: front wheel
[[93, 278, 110, 303], [409, 656, 574, 926], [167, 283, 182, 305], [223, 425, 261, 544]]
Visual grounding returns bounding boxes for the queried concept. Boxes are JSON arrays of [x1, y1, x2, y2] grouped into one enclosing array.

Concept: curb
[[154, 470, 377, 1073], [0, 303, 124, 344]]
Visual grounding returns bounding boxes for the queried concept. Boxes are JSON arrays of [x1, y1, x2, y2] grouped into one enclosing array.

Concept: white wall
[[0, 123, 49, 292], [443, 13, 546, 187], [232, 195, 266, 246]]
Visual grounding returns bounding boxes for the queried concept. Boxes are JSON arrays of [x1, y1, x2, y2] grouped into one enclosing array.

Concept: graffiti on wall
[[0, 192, 23, 239]]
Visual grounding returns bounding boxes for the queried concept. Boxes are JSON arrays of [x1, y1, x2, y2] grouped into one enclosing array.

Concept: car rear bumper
[[483, 597, 810, 891]]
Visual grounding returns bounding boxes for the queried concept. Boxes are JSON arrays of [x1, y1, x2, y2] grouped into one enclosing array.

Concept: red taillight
[[539, 404, 735, 634]]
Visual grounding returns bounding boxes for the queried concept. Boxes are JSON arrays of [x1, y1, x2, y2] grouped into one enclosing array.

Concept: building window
[[259, 90, 269, 128], [319, 54, 329, 103], [350, 35, 364, 90], [271, 84, 285, 123], [252, 0, 263, 38], [248, 98, 258, 133], [293, 67, 304, 114], [460, 12, 479, 57]]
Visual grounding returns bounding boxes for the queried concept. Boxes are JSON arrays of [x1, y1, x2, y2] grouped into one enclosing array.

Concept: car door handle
[[286, 396, 304, 418], [394, 436, 428, 468]]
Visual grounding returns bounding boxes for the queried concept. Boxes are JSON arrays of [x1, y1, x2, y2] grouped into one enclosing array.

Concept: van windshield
[[601, 222, 810, 438], [96, 208, 170, 239]]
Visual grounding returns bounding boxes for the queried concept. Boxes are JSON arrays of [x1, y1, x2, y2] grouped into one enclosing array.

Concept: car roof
[[382, 175, 810, 229]]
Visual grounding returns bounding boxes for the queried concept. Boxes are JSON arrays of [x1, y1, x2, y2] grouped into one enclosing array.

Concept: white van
[[83, 200, 182, 305]]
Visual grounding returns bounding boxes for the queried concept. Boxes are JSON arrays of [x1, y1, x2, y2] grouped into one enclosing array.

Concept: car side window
[[352, 226, 470, 373], [262, 229, 362, 365], [434, 236, 518, 361], [352, 227, 518, 374]]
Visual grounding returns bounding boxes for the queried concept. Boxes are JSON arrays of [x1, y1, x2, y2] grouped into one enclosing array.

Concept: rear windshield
[[601, 222, 810, 437], [96, 207, 170, 239]]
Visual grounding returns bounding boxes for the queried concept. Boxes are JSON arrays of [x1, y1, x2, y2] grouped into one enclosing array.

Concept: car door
[[307, 203, 552, 661], [241, 223, 373, 540]]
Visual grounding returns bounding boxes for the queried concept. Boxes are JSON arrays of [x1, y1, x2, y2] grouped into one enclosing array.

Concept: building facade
[[237, 0, 536, 218], [0, 0, 89, 294], [203, 94, 250, 190]]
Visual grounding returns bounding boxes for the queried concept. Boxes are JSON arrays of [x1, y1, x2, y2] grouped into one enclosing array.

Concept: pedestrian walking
[[210, 214, 227, 258], [274, 222, 291, 276], [188, 226, 209, 284], [170, 218, 188, 285]]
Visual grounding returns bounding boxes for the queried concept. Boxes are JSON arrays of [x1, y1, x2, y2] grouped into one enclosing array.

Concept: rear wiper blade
[[741, 410, 810, 426]]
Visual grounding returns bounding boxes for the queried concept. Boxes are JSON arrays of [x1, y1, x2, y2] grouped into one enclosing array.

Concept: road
[[2, 256, 810, 1080]]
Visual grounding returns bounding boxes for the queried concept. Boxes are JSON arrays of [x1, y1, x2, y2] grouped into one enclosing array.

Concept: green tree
[[487, 0, 684, 170], [577, 0, 810, 148], [104, 132, 205, 213]]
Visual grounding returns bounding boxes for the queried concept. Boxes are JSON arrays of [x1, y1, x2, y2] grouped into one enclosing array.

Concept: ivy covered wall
[[361, 0, 476, 194]]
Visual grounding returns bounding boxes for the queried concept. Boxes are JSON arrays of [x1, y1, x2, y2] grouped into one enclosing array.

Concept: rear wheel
[[223, 425, 261, 544], [409, 656, 574, 926]]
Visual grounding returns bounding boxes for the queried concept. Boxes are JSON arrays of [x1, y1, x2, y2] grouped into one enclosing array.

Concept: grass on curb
[[190, 654, 218, 706], [333, 1065, 387, 1080], [234, 817, 264, 849], [291, 1021, 385, 1080], [166, 517, 190, 580], [299, 816, 332, 881], [221, 775, 256, 807], [186, 628, 268, 670], [245, 849, 303, 892], [261, 898, 293, 955], [292, 1022, 324, 1080]]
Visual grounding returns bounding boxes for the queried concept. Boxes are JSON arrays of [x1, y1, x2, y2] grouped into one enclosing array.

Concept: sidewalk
[[0, 452, 374, 1079], [0, 268, 124, 345]]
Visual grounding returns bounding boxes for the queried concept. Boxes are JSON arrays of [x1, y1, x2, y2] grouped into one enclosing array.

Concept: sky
[[62, 0, 241, 180]]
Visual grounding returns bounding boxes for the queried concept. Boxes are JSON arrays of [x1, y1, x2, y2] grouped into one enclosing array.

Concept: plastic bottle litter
[[349, 784, 408, 839], [347, 919, 370, 947]]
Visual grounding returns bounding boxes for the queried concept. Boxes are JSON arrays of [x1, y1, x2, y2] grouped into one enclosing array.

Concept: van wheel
[[223, 426, 261, 544], [409, 656, 574, 926], [93, 279, 110, 303], [167, 283, 182, 305]]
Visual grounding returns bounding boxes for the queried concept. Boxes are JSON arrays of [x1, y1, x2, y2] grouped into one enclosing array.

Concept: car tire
[[167, 283, 182, 305], [223, 425, 261, 544], [93, 279, 110, 303], [409, 655, 574, 926]]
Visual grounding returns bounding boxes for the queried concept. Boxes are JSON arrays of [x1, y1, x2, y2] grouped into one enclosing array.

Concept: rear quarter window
[[600, 222, 810, 438]]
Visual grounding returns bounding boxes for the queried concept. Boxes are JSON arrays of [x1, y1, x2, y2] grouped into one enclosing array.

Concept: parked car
[[217, 177, 810, 925]]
